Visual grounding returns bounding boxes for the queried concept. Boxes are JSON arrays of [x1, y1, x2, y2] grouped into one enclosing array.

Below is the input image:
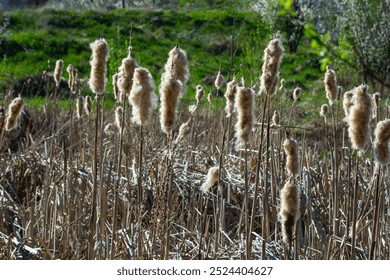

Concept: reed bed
[[1, 38, 390, 261]]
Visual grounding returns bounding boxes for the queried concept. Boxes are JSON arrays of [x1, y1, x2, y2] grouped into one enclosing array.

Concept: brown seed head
[[224, 75, 237, 117], [112, 73, 119, 101], [89, 38, 109, 96], [234, 86, 255, 148], [260, 38, 284, 95], [215, 69, 224, 89], [374, 119, 390, 165], [76, 96, 84, 119], [283, 137, 299, 176], [324, 65, 337, 105], [162, 46, 189, 93], [54, 59, 64, 87], [5, 96, 24, 131], [128, 67, 157, 126], [201, 166, 219, 192], [348, 84, 372, 151], [293, 87, 301, 103], [272, 110, 280, 126], [84, 95, 92, 115], [320, 104, 329, 118], [195, 85, 204, 106], [343, 90, 354, 121], [159, 78, 182, 135], [280, 181, 300, 246], [118, 56, 138, 101], [174, 119, 191, 144]]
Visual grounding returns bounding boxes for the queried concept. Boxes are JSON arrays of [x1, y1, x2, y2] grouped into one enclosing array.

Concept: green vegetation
[[0, 7, 324, 110]]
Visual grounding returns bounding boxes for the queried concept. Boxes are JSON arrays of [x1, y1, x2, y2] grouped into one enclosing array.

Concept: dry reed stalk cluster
[[324, 66, 338, 105], [5, 97, 24, 131], [88, 38, 109, 96], [224, 74, 237, 117], [260, 38, 284, 95], [54, 59, 64, 87], [347, 85, 372, 151], [129, 67, 157, 125], [279, 181, 300, 247], [234, 86, 255, 148], [283, 136, 299, 176], [201, 166, 219, 191], [374, 119, 390, 165]]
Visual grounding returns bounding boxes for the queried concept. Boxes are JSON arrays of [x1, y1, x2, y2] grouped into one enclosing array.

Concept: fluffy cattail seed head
[[272, 110, 280, 126], [112, 73, 119, 101], [260, 38, 284, 95], [162, 46, 189, 94], [320, 104, 329, 119], [201, 166, 219, 192], [115, 105, 124, 131], [283, 136, 299, 176], [207, 92, 212, 104], [84, 95, 92, 116], [5, 96, 23, 131], [76, 96, 84, 119], [324, 66, 337, 105], [224, 75, 237, 117], [348, 84, 372, 151], [189, 104, 198, 116], [293, 87, 301, 103], [67, 64, 74, 90], [234, 86, 255, 148], [279, 78, 285, 92], [159, 78, 182, 135], [118, 56, 138, 101], [214, 69, 224, 89], [128, 67, 157, 126], [343, 90, 354, 121], [174, 119, 191, 144], [89, 38, 109, 96], [54, 59, 64, 87], [374, 119, 390, 165], [280, 181, 300, 247], [373, 92, 380, 119], [195, 85, 204, 106], [337, 86, 342, 101]]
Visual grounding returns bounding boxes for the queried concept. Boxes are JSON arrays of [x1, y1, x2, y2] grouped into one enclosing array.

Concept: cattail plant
[[88, 38, 109, 259], [112, 73, 119, 101], [200, 166, 219, 192], [347, 85, 372, 151], [67, 64, 74, 90], [5, 96, 23, 131], [260, 38, 284, 96], [343, 90, 354, 121], [279, 79, 285, 92], [283, 135, 299, 176], [279, 181, 300, 253], [272, 110, 280, 126], [207, 92, 212, 105], [161, 45, 189, 94], [89, 39, 109, 96], [292, 87, 301, 105], [234, 86, 255, 148], [76, 96, 84, 119], [174, 119, 191, 145], [324, 66, 338, 105], [118, 55, 138, 102], [128, 67, 157, 126], [224, 74, 237, 117], [114, 105, 124, 131], [214, 69, 224, 90], [320, 104, 329, 120], [84, 96, 92, 116], [373, 119, 390, 165], [373, 92, 380, 121], [54, 59, 64, 88], [195, 85, 204, 106]]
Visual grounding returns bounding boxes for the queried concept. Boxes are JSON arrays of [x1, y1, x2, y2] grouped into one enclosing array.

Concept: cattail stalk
[[324, 66, 337, 105], [5, 97, 23, 131], [161, 45, 189, 94]]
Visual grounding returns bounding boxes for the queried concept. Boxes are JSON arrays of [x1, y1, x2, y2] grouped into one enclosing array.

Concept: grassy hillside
[[0, 8, 323, 107]]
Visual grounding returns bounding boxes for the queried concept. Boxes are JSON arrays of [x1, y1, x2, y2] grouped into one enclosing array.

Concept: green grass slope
[[0, 8, 324, 109]]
